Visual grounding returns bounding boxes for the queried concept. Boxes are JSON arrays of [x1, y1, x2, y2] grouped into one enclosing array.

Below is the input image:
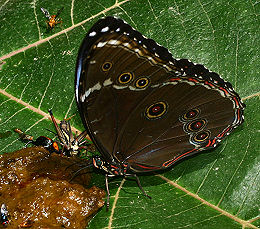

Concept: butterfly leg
[[105, 174, 110, 210], [126, 174, 152, 199]]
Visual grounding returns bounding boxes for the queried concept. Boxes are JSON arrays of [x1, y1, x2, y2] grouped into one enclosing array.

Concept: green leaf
[[0, 0, 259, 228]]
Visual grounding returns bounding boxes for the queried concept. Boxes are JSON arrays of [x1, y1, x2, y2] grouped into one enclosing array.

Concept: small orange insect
[[41, 7, 64, 30]]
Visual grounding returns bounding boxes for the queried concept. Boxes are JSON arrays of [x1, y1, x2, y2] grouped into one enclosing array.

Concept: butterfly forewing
[[76, 32, 179, 162]]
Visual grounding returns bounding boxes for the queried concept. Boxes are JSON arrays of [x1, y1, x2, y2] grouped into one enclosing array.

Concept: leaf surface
[[0, 0, 259, 228]]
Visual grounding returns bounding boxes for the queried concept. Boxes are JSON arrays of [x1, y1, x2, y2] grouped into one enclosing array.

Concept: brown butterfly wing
[[75, 17, 244, 172]]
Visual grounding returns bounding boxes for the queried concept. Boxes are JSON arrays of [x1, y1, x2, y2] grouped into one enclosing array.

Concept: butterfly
[[15, 110, 88, 156], [74, 16, 245, 207]]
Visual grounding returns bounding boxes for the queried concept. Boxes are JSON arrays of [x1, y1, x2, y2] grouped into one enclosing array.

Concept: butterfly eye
[[191, 130, 211, 143], [118, 72, 133, 84], [102, 61, 112, 71], [145, 101, 167, 119], [184, 119, 207, 132], [135, 77, 150, 89], [181, 108, 200, 121]]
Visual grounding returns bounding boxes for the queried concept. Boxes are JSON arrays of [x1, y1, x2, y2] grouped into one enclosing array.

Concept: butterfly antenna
[[65, 161, 88, 171], [69, 164, 93, 182]]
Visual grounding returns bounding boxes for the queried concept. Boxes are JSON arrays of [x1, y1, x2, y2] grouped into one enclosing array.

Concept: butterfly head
[[92, 156, 129, 176]]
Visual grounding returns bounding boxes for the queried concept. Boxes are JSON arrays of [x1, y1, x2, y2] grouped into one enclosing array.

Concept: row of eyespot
[[145, 104, 210, 143], [180, 108, 211, 143], [101, 61, 150, 89]]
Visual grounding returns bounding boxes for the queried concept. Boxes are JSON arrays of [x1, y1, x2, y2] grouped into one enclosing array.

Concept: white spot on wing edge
[[89, 31, 96, 37], [101, 26, 109, 32]]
